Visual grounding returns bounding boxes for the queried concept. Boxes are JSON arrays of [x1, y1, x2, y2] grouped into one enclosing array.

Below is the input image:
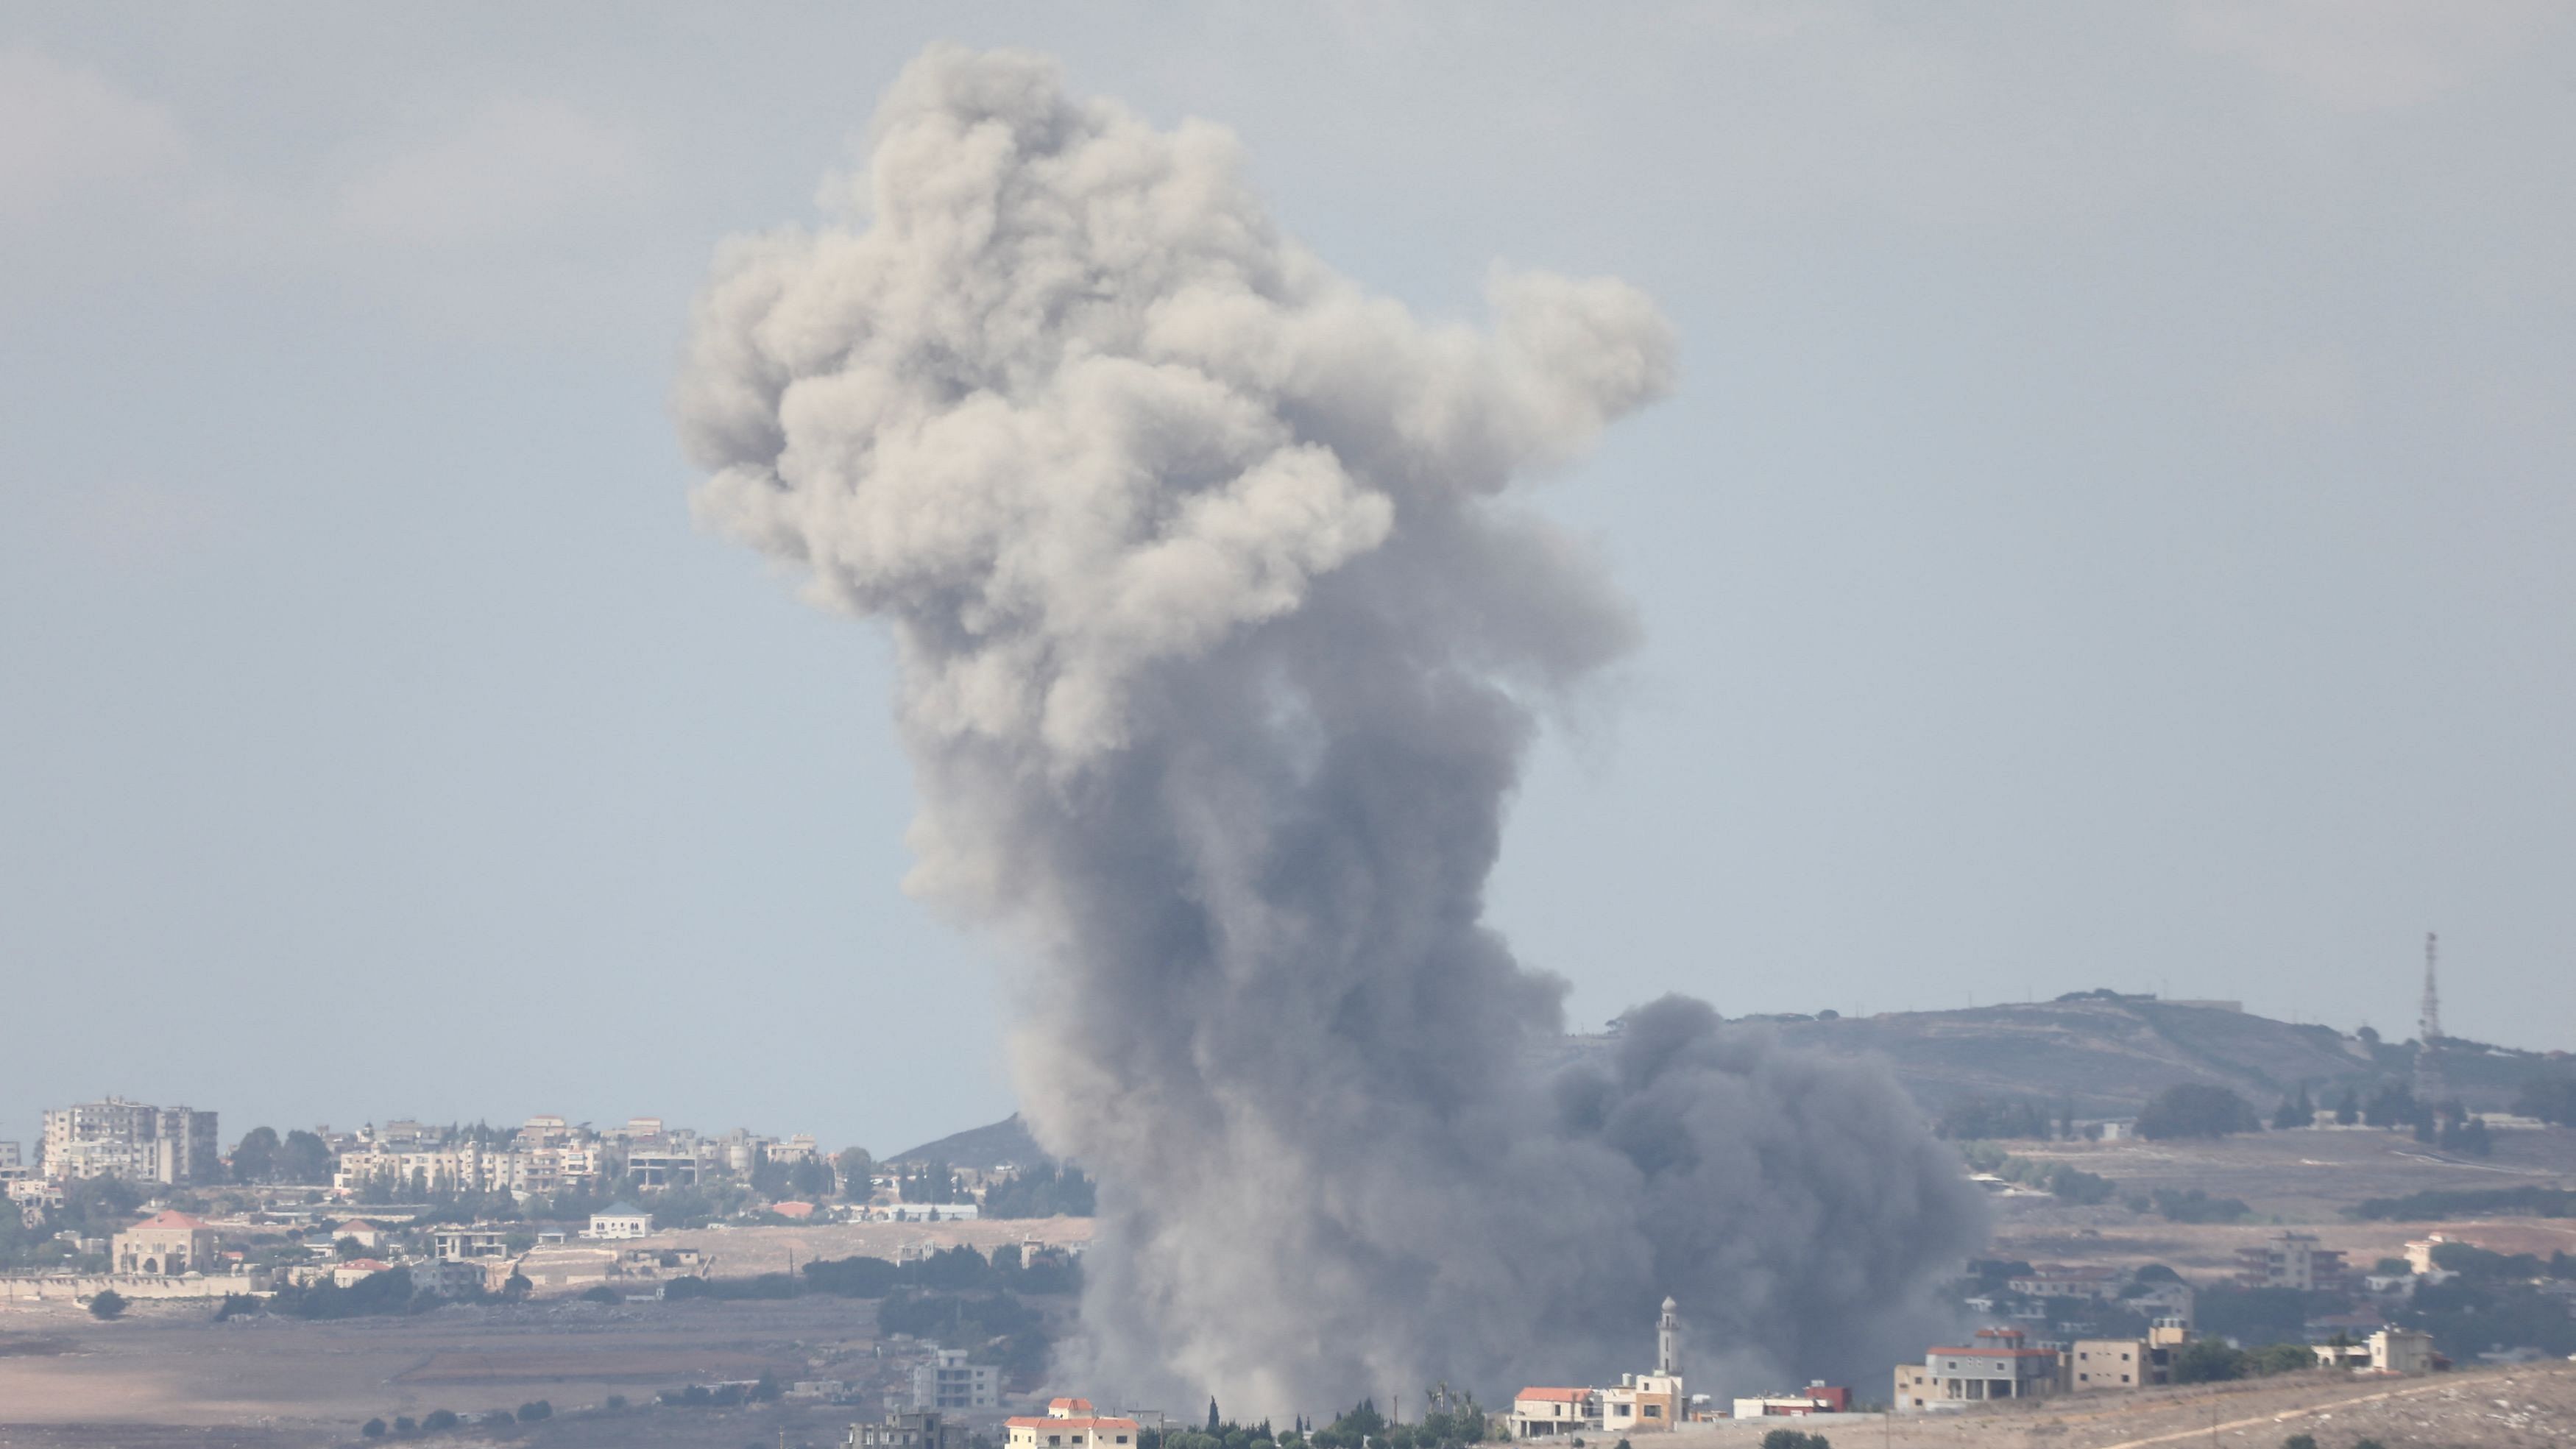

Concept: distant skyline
[[4, 4, 2572, 1158]]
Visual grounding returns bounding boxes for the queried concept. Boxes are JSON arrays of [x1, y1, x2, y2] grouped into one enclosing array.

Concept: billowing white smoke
[[678, 46, 1986, 1415]]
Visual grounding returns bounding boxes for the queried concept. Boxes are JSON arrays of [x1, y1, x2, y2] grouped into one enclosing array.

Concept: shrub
[[86, 1289, 127, 1320], [393, 1417, 418, 1436], [422, 1409, 459, 1431], [517, 1400, 553, 1422], [2282, 1436, 2315, 1449], [580, 1285, 621, 1303], [1761, 1432, 1828, 1449], [361, 1421, 387, 1439]]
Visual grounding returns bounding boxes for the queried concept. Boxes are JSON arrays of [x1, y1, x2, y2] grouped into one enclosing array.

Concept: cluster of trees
[[983, 1162, 1098, 1218], [1936, 1097, 2062, 1141], [2516, 1073, 2576, 1125], [2168, 1338, 2326, 1384], [2282, 1436, 2384, 1449], [358, 1402, 548, 1438], [1957, 1144, 2119, 1204], [657, 1374, 783, 1407], [227, 1127, 335, 1184], [1147, 1397, 1493, 1449], [2134, 1084, 2263, 1140], [2123, 1187, 2251, 1224], [1760, 1432, 1830, 1449]]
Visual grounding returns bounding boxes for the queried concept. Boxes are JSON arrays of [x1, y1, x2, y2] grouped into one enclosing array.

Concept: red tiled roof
[[1515, 1388, 1592, 1403], [1008, 1417, 1138, 1432], [1050, 1399, 1095, 1411]]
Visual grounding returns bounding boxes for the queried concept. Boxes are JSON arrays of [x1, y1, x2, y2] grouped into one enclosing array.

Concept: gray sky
[[4, 3, 2571, 1160]]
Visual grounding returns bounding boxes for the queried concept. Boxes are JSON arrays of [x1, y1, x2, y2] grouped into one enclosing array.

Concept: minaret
[[2415, 932, 2446, 1105], [1657, 1294, 1680, 1378]]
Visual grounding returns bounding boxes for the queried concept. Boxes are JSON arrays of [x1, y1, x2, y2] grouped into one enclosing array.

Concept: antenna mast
[[2415, 932, 2446, 1105]]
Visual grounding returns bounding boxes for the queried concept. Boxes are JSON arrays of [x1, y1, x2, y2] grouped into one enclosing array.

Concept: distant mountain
[[1545, 996, 2556, 1118], [892, 1112, 1050, 1169]]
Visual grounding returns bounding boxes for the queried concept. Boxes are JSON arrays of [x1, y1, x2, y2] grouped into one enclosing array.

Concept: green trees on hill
[[2135, 1084, 2260, 1139]]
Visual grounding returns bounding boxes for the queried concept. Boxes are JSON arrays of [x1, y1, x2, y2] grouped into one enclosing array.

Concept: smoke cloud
[[677, 46, 1986, 1414]]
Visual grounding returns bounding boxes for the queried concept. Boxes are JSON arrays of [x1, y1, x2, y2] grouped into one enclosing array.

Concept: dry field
[[1674, 1358, 2576, 1449]]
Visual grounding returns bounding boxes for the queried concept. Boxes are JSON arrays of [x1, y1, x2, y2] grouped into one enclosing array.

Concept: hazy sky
[[4, 4, 2571, 1160]]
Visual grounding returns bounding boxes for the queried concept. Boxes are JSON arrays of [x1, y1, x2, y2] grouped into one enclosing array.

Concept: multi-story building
[[584, 1202, 653, 1240], [431, 1225, 513, 1261], [1005, 1399, 1137, 1449], [852, 1410, 970, 1449], [1894, 1328, 2064, 1411], [2007, 1265, 2123, 1301], [2236, 1232, 2348, 1292], [41, 1098, 219, 1184], [0, 1141, 20, 1169], [912, 1347, 1002, 1410]]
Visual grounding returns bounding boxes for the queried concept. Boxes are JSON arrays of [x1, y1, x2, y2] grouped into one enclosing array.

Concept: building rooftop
[[125, 1210, 210, 1232], [1515, 1388, 1593, 1403]]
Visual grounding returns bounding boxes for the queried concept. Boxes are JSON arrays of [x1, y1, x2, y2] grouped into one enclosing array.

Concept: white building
[[584, 1202, 652, 1240], [1510, 1388, 1596, 1438], [1005, 1398, 1136, 1449], [40, 1098, 220, 1184], [913, 1347, 1002, 1410]]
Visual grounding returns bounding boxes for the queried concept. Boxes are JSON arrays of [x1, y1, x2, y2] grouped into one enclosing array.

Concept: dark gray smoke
[[676, 46, 1987, 1415]]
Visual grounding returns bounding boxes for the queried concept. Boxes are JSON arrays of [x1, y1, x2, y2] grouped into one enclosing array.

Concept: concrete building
[[2007, 1265, 2123, 1301], [2371, 1328, 2435, 1375], [853, 1410, 970, 1449], [430, 1224, 512, 1261], [408, 1259, 487, 1298], [1005, 1399, 1139, 1449], [1510, 1388, 1596, 1437], [1732, 1384, 1850, 1418], [1894, 1328, 2063, 1411], [2237, 1231, 2348, 1292], [113, 1209, 217, 1275], [2073, 1320, 2189, 1392], [0, 1141, 19, 1169], [41, 1099, 220, 1185], [912, 1346, 1002, 1410], [584, 1202, 652, 1240]]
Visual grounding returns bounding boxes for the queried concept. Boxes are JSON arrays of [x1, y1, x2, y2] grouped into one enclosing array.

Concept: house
[[408, 1259, 486, 1298], [114, 1209, 217, 1275], [1510, 1388, 1597, 1437], [331, 1258, 393, 1287], [333, 1219, 389, 1250], [1731, 1384, 1850, 1417], [1004, 1398, 1139, 1449], [912, 1347, 1001, 1409], [583, 1202, 652, 1240], [1894, 1328, 2063, 1411], [2068, 1332, 2178, 1391]]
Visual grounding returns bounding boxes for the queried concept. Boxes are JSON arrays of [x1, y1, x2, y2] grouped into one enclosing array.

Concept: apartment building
[[1894, 1328, 2063, 1411], [912, 1347, 1002, 1410], [41, 1098, 219, 1184]]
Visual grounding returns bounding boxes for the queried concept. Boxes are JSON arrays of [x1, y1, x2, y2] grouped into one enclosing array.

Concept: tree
[[517, 1400, 553, 1422], [1761, 1433, 1827, 1449], [87, 1289, 128, 1319], [2170, 1339, 2245, 1383], [2282, 1436, 2316, 1449], [394, 1417, 417, 1436], [835, 1147, 876, 1198], [788, 1157, 835, 1199], [336, 1236, 367, 1261], [2514, 1074, 2576, 1126], [422, 1409, 459, 1431], [2135, 1084, 2261, 1140], [278, 1130, 334, 1185], [2271, 1087, 2315, 1130], [2332, 1088, 2360, 1125], [362, 1419, 388, 1439], [1209, 1398, 1223, 1434], [230, 1127, 281, 1183]]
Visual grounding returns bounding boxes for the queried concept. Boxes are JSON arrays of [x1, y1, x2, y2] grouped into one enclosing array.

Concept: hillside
[[891, 1111, 1048, 1169], [1550, 996, 2564, 1118]]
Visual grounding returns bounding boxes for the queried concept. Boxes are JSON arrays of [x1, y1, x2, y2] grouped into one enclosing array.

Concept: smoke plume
[[677, 46, 1986, 1414]]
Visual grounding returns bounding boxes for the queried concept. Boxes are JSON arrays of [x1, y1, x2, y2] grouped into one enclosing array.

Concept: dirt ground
[[1671, 1358, 2576, 1449]]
